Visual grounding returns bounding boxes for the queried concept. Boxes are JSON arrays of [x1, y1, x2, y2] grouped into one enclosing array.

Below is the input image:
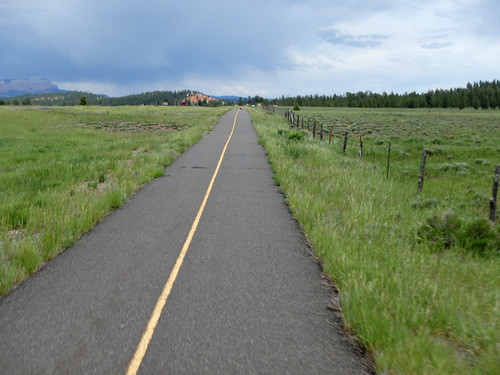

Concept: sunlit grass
[[251, 107, 500, 375], [0, 105, 231, 294]]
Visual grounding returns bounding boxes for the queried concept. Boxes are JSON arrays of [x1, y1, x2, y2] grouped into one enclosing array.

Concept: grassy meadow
[[250, 107, 499, 374], [0, 105, 230, 294], [1, 104, 498, 374]]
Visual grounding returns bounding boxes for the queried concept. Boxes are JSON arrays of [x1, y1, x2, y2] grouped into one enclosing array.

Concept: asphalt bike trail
[[0, 108, 372, 374]]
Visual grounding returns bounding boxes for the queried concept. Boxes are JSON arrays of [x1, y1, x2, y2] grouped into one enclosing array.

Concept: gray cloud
[[318, 28, 389, 48], [1, 0, 302, 84], [1, 0, 499, 97]]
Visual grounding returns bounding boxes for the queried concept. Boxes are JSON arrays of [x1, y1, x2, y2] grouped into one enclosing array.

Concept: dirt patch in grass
[[7, 229, 26, 241], [81, 121, 187, 133]]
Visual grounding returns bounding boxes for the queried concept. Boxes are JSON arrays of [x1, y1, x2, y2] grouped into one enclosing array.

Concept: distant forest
[[0, 90, 224, 107], [270, 80, 500, 109], [1, 80, 499, 109]]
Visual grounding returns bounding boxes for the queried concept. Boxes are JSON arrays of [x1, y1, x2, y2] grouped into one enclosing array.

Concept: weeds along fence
[[263, 106, 500, 223]]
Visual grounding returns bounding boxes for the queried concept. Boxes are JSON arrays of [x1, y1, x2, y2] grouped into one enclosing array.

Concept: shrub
[[398, 150, 410, 159], [417, 211, 461, 249], [287, 130, 307, 142], [457, 219, 500, 256], [474, 158, 490, 166], [418, 212, 499, 256], [412, 197, 440, 210], [439, 162, 469, 172], [277, 129, 307, 142], [438, 162, 470, 176]]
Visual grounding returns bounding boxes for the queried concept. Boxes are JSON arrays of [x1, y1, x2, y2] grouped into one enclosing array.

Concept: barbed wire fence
[[263, 105, 499, 222]]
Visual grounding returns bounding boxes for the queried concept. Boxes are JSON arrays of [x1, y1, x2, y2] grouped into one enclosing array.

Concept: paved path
[[0, 109, 372, 374]]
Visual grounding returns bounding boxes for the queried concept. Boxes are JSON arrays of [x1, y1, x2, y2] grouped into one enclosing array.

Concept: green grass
[[0, 105, 231, 294], [250, 107, 500, 375]]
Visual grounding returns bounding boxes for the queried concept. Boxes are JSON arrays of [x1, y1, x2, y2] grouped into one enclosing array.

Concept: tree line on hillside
[[0, 90, 224, 107], [271, 80, 500, 109], [1, 80, 498, 109], [102, 90, 223, 106]]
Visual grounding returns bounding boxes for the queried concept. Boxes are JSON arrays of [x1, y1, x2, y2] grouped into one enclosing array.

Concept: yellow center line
[[126, 109, 240, 375]]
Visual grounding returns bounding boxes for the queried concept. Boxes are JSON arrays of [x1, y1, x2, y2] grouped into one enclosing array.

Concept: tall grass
[[0, 105, 230, 294], [250, 108, 499, 375]]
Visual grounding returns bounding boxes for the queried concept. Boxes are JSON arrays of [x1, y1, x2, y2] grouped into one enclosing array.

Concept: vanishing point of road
[[0, 109, 373, 374]]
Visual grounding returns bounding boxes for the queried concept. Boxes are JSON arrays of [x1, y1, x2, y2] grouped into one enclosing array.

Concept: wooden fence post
[[313, 121, 317, 138], [320, 123, 324, 141], [343, 132, 348, 153], [417, 149, 428, 193], [329, 127, 333, 145], [489, 164, 500, 222]]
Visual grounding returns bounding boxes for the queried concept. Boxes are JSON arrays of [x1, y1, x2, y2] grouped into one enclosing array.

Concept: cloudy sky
[[1, 0, 499, 97]]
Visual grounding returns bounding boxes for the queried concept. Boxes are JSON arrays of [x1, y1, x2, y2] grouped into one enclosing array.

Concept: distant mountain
[[0, 79, 65, 98]]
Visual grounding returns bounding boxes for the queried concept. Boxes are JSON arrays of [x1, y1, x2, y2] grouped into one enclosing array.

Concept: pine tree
[[79, 96, 89, 106]]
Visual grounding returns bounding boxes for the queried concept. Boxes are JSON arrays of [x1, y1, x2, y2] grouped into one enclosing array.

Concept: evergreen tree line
[[271, 80, 500, 109], [2, 80, 498, 109], [0, 90, 224, 107]]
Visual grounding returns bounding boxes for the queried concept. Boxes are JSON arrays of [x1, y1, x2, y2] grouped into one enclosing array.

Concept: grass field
[[1, 105, 498, 373], [0, 105, 230, 294], [250, 107, 499, 375]]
